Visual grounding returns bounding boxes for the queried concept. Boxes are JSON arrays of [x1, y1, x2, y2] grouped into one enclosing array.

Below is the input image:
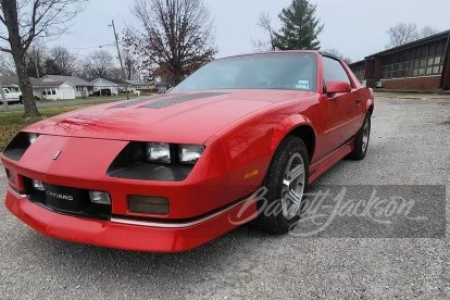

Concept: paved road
[[0, 96, 449, 299]]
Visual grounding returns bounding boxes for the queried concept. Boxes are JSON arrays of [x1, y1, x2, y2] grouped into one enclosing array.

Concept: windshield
[[172, 52, 317, 92]]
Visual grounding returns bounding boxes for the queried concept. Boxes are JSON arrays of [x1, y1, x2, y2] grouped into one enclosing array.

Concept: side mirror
[[326, 81, 351, 96]]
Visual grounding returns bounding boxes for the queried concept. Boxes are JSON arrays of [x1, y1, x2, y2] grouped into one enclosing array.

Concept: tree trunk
[[12, 51, 40, 117], [1, 0, 40, 118]]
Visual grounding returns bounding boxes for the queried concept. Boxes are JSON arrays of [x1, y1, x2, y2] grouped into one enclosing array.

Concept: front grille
[[23, 177, 111, 220]]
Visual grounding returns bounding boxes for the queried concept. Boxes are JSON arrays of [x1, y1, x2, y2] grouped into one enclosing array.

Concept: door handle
[[356, 99, 362, 104]]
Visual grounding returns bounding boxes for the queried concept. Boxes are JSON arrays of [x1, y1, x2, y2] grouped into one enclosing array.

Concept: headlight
[[3, 132, 39, 161], [146, 142, 171, 163], [179, 144, 204, 165], [28, 133, 39, 144], [107, 142, 204, 182]]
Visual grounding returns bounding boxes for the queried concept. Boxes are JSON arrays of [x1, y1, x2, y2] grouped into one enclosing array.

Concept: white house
[[34, 81, 76, 100], [125, 79, 153, 93], [0, 75, 77, 100], [41, 75, 91, 98], [0, 75, 39, 93], [90, 78, 120, 96]]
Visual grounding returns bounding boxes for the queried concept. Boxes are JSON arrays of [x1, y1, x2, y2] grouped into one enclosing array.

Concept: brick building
[[349, 30, 450, 91]]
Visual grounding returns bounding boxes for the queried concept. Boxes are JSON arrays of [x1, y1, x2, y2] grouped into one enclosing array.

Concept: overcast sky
[[50, 0, 450, 62]]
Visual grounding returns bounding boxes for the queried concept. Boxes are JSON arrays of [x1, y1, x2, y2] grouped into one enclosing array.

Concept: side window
[[323, 57, 352, 85]]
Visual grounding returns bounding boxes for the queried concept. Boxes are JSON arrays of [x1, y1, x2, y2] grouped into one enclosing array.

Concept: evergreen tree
[[273, 0, 324, 50]]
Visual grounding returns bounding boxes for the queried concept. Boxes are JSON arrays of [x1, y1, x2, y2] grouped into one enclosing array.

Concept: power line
[[32, 43, 115, 51], [71, 44, 115, 50]]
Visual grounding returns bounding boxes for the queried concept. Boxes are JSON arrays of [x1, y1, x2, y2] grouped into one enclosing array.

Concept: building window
[[350, 63, 365, 81], [381, 40, 445, 79]]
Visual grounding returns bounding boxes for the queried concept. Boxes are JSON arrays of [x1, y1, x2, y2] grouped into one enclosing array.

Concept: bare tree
[[124, 0, 215, 86], [25, 45, 45, 77], [108, 67, 125, 82], [324, 48, 352, 64], [49, 46, 77, 75], [82, 50, 114, 80], [123, 52, 138, 80], [387, 23, 419, 47], [121, 32, 151, 80], [253, 12, 276, 51], [387, 23, 441, 48], [0, 52, 15, 75], [0, 0, 88, 117], [419, 26, 439, 38]]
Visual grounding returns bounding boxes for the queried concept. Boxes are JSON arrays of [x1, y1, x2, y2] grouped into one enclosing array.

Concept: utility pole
[[109, 19, 129, 100], [0, 78, 9, 111], [34, 48, 43, 100]]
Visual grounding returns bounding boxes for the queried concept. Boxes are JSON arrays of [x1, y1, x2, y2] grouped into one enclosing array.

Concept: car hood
[[25, 90, 315, 144]]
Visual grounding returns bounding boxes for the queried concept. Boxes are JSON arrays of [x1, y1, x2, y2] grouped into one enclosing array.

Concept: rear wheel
[[348, 114, 371, 160], [255, 136, 309, 234]]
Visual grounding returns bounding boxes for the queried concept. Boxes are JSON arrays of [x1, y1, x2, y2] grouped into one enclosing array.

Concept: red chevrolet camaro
[[2, 51, 373, 252]]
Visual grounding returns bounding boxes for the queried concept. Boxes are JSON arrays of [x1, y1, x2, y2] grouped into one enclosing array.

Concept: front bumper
[[5, 188, 257, 252]]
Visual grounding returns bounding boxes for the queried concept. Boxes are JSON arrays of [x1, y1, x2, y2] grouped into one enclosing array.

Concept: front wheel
[[254, 136, 309, 234], [348, 114, 371, 160]]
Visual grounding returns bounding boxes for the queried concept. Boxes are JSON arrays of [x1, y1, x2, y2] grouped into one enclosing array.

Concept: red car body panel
[[2, 51, 374, 252]]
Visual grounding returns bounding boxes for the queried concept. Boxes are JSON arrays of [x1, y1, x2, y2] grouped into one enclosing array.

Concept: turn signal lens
[[128, 196, 169, 214], [32, 179, 45, 191], [89, 191, 111, 205]]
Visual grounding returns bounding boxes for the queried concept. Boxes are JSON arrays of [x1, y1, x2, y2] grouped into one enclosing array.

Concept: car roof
[[215, 50, 340, 62]]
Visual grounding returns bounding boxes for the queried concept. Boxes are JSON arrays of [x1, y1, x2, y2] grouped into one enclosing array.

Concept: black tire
[[254, 136, 310, 234], [348, 114, 371, 160], [19, 96, 23, 104]]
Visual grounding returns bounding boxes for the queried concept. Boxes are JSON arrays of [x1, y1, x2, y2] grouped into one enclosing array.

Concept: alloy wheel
[[281, 153, 306, 219], [362, 118, 370, 153]]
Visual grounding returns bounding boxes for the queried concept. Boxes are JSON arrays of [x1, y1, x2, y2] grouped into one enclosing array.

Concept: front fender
[[270, 114, 315, 152], [366, 98, 374, 114]]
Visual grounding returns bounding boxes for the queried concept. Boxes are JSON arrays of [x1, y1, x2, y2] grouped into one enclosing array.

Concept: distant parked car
[[1, 88, 23, 104], [93, 89, 112, 97]]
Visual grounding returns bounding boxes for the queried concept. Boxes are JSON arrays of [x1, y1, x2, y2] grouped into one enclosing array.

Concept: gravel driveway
[[0, 95, 449, 299]]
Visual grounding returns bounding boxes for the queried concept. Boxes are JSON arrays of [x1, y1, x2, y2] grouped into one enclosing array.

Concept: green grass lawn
[[0, 105, 90, 151]]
